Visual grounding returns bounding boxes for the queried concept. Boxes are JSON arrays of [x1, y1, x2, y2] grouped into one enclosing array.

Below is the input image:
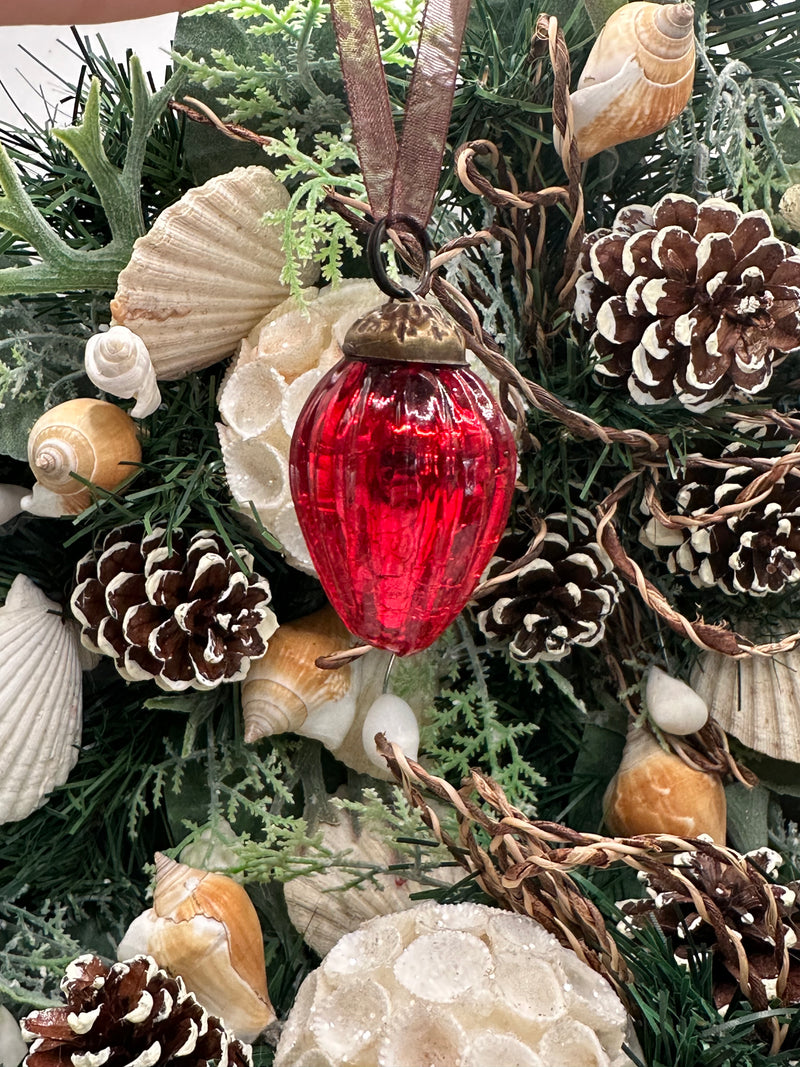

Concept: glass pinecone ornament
[[71, 525, 277, 690], [472, 508, 622, 661], [22, 954, 252, 1067], [640, 430, 800, 595], [574, 192, 800, 411], [620, 846, 800, 1010]]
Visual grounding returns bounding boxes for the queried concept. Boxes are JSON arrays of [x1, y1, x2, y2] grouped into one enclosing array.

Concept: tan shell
[[27, 398, 141, 514], [0, 575, 87, 825], [111, 166, 317, 379], [603, 726, 726, 841], [117, 853, 274, 1043], [691, 648, 800, 763], [569, 2, 695, 160]]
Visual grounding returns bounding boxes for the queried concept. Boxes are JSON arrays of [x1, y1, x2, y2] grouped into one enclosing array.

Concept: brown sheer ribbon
[[329, 0, 472, 228]]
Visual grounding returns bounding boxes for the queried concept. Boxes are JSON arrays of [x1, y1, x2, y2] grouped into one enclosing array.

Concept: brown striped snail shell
[[27, 398, 141, 514], [568, 2, 696, 160]]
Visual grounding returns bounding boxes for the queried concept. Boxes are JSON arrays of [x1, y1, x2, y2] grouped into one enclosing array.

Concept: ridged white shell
[[691, 649, 800, 762], [85, 326, 161, 418], [217, 279, 386, 572], [0, 574, 86, 824], [110, 166, 317, 379]]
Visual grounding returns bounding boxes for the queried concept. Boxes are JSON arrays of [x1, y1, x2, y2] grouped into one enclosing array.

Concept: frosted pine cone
[[22, 954, 252, 1067], [473, 509, 621, 661], [574, 193, 800, 411], [71, 525, 277, 690]]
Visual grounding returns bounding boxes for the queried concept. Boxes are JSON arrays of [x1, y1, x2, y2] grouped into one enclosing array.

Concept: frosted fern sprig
[[0, 58, 184, 297]]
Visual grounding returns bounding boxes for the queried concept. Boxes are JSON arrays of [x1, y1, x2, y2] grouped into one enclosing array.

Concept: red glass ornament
[[289, 304, 516, 656]]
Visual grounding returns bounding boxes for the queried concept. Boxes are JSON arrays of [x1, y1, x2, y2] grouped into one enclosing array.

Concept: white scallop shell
[[110, 166, 317, 379], [0, 574, 86, 824], [217, 279, 385, 573], [691, 648, 800, 763], [85, 326, 161, 418]]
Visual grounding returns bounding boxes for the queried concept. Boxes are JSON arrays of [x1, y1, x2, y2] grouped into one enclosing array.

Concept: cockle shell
[[241, 604, 428, 779], [117, 853, 274, 1044], [85, 325, 161, 418], [568, 2, 695, 160], [645, 666, 709, 736], [274, 902, 632, 1067], [690, 647, 800, 763], [217, 278, 386, 573], [0, 574, 88, 825], [111, 166, 317, 379], [27, 398, 141, 514], [603, 726, 726, 841]]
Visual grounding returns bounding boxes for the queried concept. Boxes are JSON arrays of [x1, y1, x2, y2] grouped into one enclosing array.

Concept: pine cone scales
[[473, 509, 621, 661], [22, 954, 252, 1067], [574, 193, 800, 411], [71, 525, 277, 690]]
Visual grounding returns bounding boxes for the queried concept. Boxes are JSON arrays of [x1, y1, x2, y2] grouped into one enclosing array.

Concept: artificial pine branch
[[0, 59, 185, 297]]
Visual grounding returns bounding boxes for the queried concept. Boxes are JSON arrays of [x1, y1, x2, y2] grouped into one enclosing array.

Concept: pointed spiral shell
[[85, 325, 161, 418], [27, 398, 142, 513], [568, 2, 695, 160]]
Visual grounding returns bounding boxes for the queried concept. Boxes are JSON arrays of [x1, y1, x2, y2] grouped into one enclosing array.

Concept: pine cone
[[621, 846, 800, 1009], [574, 193, 800, 411], [22, 954, 252, 1067], [472, 509, 621, 661], [640, 440, 800, 595], [71, 525, 277, 690]]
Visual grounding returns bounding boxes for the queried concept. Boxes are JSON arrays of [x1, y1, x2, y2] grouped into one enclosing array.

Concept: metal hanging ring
[[367, 216, 433, 301]]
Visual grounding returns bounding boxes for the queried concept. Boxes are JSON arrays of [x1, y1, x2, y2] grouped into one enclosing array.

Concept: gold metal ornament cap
[[342, 300, 467, 366]]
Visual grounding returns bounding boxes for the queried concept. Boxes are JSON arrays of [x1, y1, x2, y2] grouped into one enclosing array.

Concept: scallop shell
[[27, 398, 141, 514], [690, 648, 800, 763], [603, 725, 726, 841], [0, 574, 86, 824], [117, 853, 274, 1044], [568, 2, 695, 160], [111, 166, 317, 380], [85, 325, 161, 418], [217, 279, 385, 573]]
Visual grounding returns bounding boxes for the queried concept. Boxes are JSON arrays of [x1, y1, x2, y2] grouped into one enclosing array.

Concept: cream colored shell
[[691, 648, 800, 763], [603, 726, 726, 842], [241, 604, 426, 779], [116, 853, 274, 1043], [111, 166, 317, 379], [568, 2, 695, 160], [85, 325, 161, 418], [0, 574, 87, 825], [27, 398, 141, 514], [274, 902, 632, 1067], [645, 666, 709, 736], [217, 278, 386, 573], [780, 185, 800, 231]]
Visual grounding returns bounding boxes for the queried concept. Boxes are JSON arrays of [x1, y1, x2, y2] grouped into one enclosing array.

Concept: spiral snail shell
[[567, 2, 696, 160], [85, 325, 161, 418], [27, 398, 141, 514]]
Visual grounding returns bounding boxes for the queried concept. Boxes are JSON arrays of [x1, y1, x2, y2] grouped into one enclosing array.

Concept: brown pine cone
[[574, 193, 800, 411], [22, 954, 252, 1067], [472, 509, 621, 661], [70, 525, 277, 690]]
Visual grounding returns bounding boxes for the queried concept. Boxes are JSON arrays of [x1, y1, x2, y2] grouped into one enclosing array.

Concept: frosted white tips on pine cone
[[567, 1, 695, 160], [645, 666, 709, 736]]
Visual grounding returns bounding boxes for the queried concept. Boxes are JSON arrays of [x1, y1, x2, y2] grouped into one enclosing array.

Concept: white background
[[0, 14, 178, 127]]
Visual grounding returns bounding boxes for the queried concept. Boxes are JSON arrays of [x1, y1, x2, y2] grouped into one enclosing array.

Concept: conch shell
[[85, 325, 161, 418], [567, 2, 695, 160], [117, 853, 274, 1043], [27, 398, 141, 514], [242, 604, 428, 779], [111, 166, 317, 379], [603, 725, 726, 841]]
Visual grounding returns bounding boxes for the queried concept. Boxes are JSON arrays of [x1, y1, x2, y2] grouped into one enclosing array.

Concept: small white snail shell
[[27, 398, 142, 514], [646, 665, 708, 736], [85, 325, 161, 418], [117, 853, 274, 1043], [0, 1005, 26, 1067], [0, 484, 27, 526], [566, 2, 696, 160], [361, 694, 420, 772]]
